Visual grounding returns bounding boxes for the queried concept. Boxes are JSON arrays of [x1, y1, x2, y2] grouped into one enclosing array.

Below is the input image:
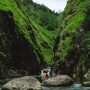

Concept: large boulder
[[2, 76, 42, 90], [43, 75, 73, 86], [84, 69, 90, 81]]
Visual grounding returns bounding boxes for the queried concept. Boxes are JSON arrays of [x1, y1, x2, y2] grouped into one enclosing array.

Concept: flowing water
[[42, 83, 90, 90], [0, 85, 2, 90], [42, 86, 90, 90], [0, 86, 90, 90]]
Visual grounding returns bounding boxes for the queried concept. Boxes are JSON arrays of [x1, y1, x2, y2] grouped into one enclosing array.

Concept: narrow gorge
[[0, 0, 90, 89]]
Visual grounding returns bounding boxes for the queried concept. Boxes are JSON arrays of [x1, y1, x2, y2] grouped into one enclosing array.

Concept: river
[[42, 86, 90, 90]]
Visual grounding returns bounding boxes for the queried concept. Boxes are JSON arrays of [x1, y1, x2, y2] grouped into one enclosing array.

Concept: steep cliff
[[0, 0, 58, 77], [53, 0, 90, 77], [21, 0, 59, 31]]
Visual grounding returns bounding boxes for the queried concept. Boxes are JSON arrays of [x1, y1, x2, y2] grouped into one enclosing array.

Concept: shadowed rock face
[[0, 11, 37, 74], [0, 11, 14, 77], [0, 5, 46, 76], [0, 0, 59, 77], [2, 76, 42, 90]]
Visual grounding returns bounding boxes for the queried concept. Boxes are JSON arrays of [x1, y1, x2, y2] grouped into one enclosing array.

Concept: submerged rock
[[83, 81, 90, 87], [84, 69, 90, 81], [2, 76, 42, 90], [43, 75, 73, 86]]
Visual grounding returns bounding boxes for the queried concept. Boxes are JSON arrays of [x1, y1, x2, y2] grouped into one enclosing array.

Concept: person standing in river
[[45, 72, 49, 80]]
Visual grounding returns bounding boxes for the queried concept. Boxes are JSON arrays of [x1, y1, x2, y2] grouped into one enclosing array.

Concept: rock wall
[[53, 0, 90, 79]]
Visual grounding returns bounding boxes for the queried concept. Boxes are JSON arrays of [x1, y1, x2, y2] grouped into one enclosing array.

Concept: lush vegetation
[[22, 0, 59, 31], [0, 0, 59, 77], [0, 0, 90, 81], [19, 0, 59, 63], [53, 0, 90, 78]]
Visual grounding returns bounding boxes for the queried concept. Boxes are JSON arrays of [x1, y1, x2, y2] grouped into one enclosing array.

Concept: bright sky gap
[[33, 0, 68, 12]]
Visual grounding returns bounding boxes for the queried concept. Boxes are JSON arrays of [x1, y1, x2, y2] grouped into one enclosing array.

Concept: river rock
[[84, 69, 90, 81], [43, 75, 73, 86], [83, 81, 90, 86], [2, 76, 42, 90], [7, 69, 21, 78]]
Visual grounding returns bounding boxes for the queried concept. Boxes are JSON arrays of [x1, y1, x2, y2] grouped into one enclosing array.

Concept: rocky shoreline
[[1, 72, 90, 90]]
